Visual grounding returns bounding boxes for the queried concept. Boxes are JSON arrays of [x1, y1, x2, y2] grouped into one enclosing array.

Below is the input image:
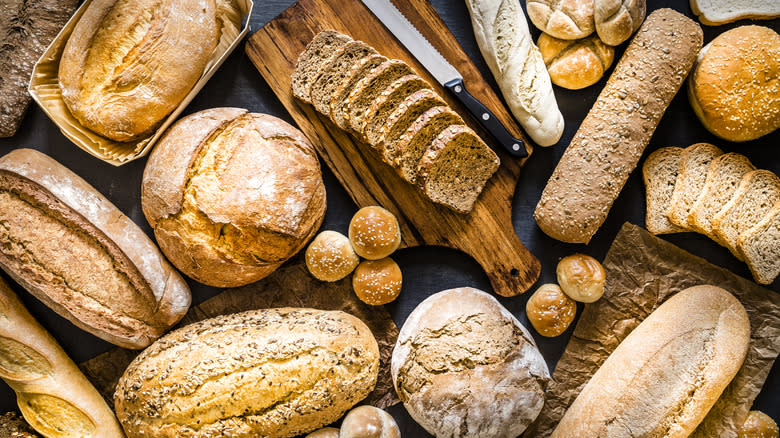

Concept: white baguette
[[466, 0, 564, 146], [0, 276, 124, 438]]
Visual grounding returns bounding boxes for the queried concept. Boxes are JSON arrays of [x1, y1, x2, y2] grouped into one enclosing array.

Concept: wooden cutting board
[[245, 0, 540, 296]]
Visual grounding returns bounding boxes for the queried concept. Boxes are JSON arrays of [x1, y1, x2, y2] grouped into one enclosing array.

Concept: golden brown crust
[[59, 0, 221, 142], [525, 284, 577, 337], [305, 231, 360, 282], [352, 258, 403, 306], [348, 206, 401, 260], [739, 411, 779, 438], [594, 0, 646, 46], [0, 149, 190, 349], [114, 308, 380, 438], [526, 0, 595, 40], [556, 254, 606, 303], [551, 285, 751, 438], [538, 33, 614, 90], [689, 25, 780, 142], [142, 108, 326, 287]]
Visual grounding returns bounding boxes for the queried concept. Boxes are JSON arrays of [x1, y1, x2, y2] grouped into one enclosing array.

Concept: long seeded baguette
[[534, 9, 703, 243], [0, 277, 124, 438]]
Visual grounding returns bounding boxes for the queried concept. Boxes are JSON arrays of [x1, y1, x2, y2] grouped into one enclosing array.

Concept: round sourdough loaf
[[688, 25, 780, 142], [391, 287, 549, 438], [142, 108, 326, 287], [115, 308, 380, 438]]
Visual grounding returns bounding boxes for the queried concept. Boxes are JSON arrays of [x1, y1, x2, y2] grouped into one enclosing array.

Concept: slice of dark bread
[[362, 74, 431, 144], [344, 59, 414, 133], [292, 30, 352, 103], [394, 107, 464, 184], [330, 54, 387, 130], [378, 89, 447, 163], [738, 203, 780, 285], [642, 147, 686, 235], [667, 143, 723, 229], [416, 125, 500, 214], [310, 41, 377, 117], [712, 169, 780, 260], [689, 152, 755, 239]]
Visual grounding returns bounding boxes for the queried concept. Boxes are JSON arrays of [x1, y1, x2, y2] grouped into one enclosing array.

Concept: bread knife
[[360, 0, 527, 158]]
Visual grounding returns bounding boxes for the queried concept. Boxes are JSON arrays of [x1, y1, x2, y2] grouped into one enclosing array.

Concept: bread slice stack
[[293, 30, 500, 214], [642, 143, 780, 284]]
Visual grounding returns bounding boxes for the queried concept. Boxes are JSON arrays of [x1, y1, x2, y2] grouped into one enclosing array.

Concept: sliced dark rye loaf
[[394, 107, 464, 184], [362, 74, 432, 144], [377, 89, 447, 164], [712, 170, 780, 260], [310, 41, 378, 117], [345, 59, 414, 133], [292, 30, 352, 103], [416, 125, 500, 214], [330, 54, 387, 130], [737, 203, 780, 285]]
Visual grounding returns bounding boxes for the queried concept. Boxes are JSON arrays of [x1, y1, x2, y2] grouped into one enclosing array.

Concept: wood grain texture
[[245, 0, 540, 296]]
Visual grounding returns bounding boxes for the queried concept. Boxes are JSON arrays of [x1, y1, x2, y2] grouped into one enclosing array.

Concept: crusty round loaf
[[538, 33, 614, 90], [306, 231, 360, 282], [688, 25, 780, 142], [391, 287, 549, 438], [142, 108, 326, 287], [115, 308, 380, 438], [58, 0, 225, 142]]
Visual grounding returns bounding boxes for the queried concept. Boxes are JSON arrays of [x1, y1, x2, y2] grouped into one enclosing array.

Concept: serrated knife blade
[[360, 0, 527, 157]]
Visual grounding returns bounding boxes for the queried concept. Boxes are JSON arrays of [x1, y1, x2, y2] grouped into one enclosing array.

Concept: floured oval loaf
[[391, 287, 549, 438], [58, 0, 239, 142], [0, 149, 191, 349], [551, 285, 750, 438], [115, 308, 380, 438]]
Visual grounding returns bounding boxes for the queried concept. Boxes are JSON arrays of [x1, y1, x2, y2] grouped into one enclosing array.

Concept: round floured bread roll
[[391, 287, 550, 438], [142, 108, 326, 287], [688, 25, 780, 142]]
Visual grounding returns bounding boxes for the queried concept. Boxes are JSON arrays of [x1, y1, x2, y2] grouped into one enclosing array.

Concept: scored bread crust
[[115, 308, 380, 438], [642, 147, 685, 235], [711, 170, 780, 260], [141, 108, 326, 287], [526, 0, 595, 40], [594, 0, 646, 46], [0, 149, 191, 349], [534, 9, 703, 243], [551, 285, 750, 438], [667, 143, 724, 229], [59, 0, 222, 142]]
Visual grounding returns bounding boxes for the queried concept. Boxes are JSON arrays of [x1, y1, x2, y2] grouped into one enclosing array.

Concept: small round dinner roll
[[340, 406, 400, 438], [349, 206, 401, 260], [306, 231, 360, 282], [306, 428, 340, 438], [526, 284, 577, 337], [688, 25, 780, 142], [556, 254, 606, 303], [739, 411, 779, 438], [352, 258, 402, 306], [141, 108, 326, 287], [538, 33, 614, 90], [392, 287, 550, 438]]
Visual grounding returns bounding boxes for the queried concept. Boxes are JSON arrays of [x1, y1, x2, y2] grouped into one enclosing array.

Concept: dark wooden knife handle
[[445, 78, 527, 158]]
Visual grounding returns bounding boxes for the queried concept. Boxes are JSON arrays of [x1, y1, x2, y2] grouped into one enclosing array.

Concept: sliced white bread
[[309, 41, 377, 117], [416, 125, 500, 214], [667, 143, 723, 229], [292, 30, 352, 103], [362, 75, 431, 145], [690, 0, 780, 25], [737, 203, 780, 285], [712, 170, 780, 260], [330, 54, 387, 130], [642, 147, 686, 235], [688, 153, 756, 239]]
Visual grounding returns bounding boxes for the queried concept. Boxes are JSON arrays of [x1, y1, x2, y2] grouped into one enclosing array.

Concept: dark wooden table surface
[[0, 1, 777, 436]]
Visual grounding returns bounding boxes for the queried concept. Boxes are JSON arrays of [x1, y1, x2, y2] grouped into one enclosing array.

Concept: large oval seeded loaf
[[534, 9, 703, 243], [551, 285, 750, 438], [0, 149, 191, 349], [115, 308, 380, 438]]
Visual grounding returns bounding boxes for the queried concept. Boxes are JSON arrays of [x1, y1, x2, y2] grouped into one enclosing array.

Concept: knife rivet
[[482, 113, 489, 120], [454, 85, 462, 93], [513, 144, 521, 151]]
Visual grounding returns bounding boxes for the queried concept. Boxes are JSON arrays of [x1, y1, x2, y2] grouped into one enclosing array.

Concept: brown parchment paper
[[28, 0, 253, 165], [525, 223, 780, 438], [80, 255, 400, 409]]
